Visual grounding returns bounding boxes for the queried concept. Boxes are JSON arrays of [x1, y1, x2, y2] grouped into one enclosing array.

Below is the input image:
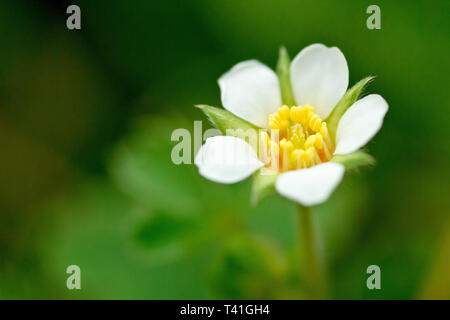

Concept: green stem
[[297, 204, 327, 299]]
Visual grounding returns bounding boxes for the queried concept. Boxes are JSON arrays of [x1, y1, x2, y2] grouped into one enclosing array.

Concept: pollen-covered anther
[[277, 105, 291, 119], [269, 113, 289, 130], [265, 104, 334, 172]]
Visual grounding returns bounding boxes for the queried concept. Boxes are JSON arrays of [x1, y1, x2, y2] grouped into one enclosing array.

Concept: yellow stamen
[[264, 104, 334, 172], [278, 105, 291, 119]]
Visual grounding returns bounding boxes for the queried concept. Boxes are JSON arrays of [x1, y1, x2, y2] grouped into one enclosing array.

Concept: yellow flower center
[[262, 105, 334, 172]]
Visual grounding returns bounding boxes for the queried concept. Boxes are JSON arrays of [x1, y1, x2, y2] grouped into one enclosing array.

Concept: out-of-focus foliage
[[35, 116, 377, 299], [0, 0, 448, 299]]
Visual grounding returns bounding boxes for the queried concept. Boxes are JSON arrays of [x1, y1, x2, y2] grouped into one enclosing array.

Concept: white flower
[[195, 44, 388, 206]]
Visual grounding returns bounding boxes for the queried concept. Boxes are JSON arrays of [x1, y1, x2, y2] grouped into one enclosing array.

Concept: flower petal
[[219, 60, 282, 128], [290, 44, 349, 119], [275, 163, 344, 206], [334, 94, 388, 155], [195, 136, 264, 184]]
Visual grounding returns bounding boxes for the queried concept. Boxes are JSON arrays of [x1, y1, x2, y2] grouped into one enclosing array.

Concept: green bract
[[325, 76, 374, 141], [196, 104, 260, 135], [251, 168, 279, 205], [276, 46, 296, 106], [331, 151, 375, 170]]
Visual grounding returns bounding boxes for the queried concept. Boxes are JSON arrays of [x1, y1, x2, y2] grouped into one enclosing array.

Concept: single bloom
[[195, 44, 388, 206]]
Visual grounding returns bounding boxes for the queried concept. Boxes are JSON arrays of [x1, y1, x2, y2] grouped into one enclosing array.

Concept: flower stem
[[297, 204, 327, 299]]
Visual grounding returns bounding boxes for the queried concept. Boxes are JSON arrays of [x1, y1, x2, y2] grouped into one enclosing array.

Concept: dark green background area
[[0, 0, 448, 299]]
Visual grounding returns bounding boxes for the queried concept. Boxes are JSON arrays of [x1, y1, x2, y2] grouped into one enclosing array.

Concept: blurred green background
[[0, 0, 449, 299]]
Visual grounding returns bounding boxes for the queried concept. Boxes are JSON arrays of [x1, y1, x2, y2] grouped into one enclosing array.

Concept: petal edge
[[334, 94, 388, 155], [290, 44, 349, 119], [275, 162, 344, 206], [219, 60, 282, 128], [195, 136, 264, 184]]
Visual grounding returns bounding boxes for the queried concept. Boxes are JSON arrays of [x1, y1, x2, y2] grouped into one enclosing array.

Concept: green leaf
[[326, 76, 374, 140], [134, 210, 207, 263], [135, 211, 196, 248], [210, 234, 287, 299], [195, 104, 259, 134], [39, 181, 215, 299], [108, 116, 204, 213], [331, 151, 375, 170], [276, 46, 296, 106], [251, 168, 279, 205]]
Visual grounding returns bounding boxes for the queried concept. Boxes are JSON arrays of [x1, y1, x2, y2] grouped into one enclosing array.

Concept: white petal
[[275, 163, 344, 206], [334, 94, 388, 155], [195, 136, 264, 184], [290, 43, 349, 119], [219, 60, 282, 128]]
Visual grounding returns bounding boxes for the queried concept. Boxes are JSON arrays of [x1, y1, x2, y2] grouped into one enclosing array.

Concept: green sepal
[[251, 168, 279, 205], [195, 104, 260, 134], [331, 151, 375, 170], [326, 76, 374, 141], [276, 46, 296, 106]]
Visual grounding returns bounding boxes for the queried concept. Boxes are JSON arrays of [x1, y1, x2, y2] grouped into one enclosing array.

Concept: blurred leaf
[[40, 181, 214, 299], [135, 212, 195, 248], [133, 209, 209, 264], [109, 116, 204, 214], [210, 234, 287, 299]]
